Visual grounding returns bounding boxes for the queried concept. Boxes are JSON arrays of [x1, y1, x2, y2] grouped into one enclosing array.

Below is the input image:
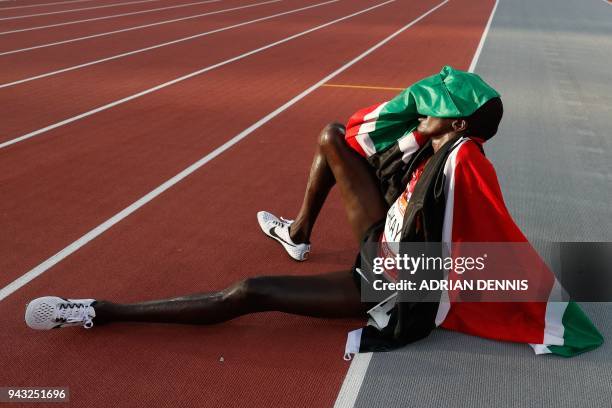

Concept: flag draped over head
[[345, 65, 500, 157], [342, 66, 603, 359]]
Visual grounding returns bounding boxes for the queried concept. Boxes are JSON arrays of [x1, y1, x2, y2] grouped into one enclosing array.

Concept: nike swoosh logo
[[269, 227, 296, 247]]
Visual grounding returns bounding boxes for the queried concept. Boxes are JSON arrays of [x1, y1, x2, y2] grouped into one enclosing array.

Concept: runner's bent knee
[[318, 122, 346, 150]]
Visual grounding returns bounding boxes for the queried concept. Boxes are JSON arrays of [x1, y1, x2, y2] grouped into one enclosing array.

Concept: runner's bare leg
[[290, 123, 388, 243], [93, 123, 388, 325], [93, 270, 368, 325]]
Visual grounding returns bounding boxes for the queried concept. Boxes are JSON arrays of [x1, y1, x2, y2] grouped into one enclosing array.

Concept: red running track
[[0, 0, 166, 15], [0, 0, 438, 281], [0, 0, 315, 84], [0, 0, 134, 13], [0, 0, 393, 139], [0, 0, 175, 23], [0, 0, 248, 50], [0, 0, 494, 406]]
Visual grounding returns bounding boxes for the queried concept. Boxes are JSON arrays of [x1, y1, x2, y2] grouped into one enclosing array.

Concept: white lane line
[[0, 0, 221, 35], [0, 0, 326, 89], [467, 0, 499, 73], [0, 0, 162, 20], [0, 0, 265, 53], [333, 353, 372, 408], [337, 1, 500, 408], [0, 0, 96, 11], [0, 0, 448, 303]]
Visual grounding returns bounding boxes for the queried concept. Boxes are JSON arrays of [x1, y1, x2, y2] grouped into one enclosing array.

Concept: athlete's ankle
[[289, 222, 310, 244], [90, 300, 115, 325]]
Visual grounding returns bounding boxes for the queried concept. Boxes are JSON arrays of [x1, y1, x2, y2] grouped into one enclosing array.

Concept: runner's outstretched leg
[[93, 270, 367, 325]]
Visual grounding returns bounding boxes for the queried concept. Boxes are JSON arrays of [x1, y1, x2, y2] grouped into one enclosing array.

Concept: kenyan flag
[[345, 65, 500, 157], [529, 299, 603, 356], [342, 67, 603, 358]]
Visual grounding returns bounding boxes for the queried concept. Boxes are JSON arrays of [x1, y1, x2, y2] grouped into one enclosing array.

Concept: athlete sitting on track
[[25, 67, 602, 358]]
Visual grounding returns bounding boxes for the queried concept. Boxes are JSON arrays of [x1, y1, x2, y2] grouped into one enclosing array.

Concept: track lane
[[0, 0, 326, 84], [0, 1, 493, 406], [0, 0, 160, 13], [0, 0, 441, 303], [0, 0, 118, 9], [0, 0, 228, 46], [0, 0, 225, 38], [0, 1, 100, 11], [0, 0, 389, 143], [0, 0, 167, 19], [334, 0, 494, 84], [0, 0, 304, 83], [0, 0, 194, 30]]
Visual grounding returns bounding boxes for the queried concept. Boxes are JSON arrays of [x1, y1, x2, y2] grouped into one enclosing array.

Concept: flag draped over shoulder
[[343, 66, 603, 358], [437, 138, 603, 357]]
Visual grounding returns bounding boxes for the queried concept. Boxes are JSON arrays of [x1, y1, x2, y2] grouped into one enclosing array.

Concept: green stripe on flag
[[369, 121, 417, 153], [548, 301, 604, 357], [365, 66, 500, 154]]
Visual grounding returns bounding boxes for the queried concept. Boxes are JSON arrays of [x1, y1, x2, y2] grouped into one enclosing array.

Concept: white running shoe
[[257, 211, 310, 261], [25, 296, 96, 330]]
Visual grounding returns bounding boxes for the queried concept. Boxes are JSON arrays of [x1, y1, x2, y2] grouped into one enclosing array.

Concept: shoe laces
[[272, 217, 293, 228], [53, 302, 94, 329]]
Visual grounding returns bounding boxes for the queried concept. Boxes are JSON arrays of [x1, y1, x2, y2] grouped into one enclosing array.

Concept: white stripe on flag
[[542, 280, 568, 345], [355, 102, 387, 156], [397, 131, 420, 162], [355, 133, 376, 156], [529, 279, 567, 353], [358, 121, 376, 134], [435, 137, 468, 326], [363, 101, 387, 121]]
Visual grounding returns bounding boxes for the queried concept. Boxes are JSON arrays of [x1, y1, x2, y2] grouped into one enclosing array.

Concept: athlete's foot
[[257, 211, 311, 261], [25, 296, 96, 330]]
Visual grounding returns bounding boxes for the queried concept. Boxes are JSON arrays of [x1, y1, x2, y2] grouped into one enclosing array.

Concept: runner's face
[[416, 116, 456, 137]]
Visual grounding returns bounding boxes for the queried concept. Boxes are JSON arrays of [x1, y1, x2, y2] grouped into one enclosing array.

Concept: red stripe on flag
[[346, 103, 381, 130], [344, 103, 383, 157], [413, 130, 428, 147], [440, 141, 549, 344], [345, 135, 367, 157]]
